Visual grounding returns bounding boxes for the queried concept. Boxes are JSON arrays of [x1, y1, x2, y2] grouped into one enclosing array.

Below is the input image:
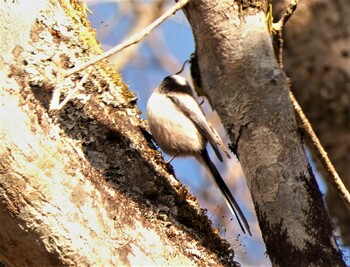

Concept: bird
[[146, 74, 251, 236]]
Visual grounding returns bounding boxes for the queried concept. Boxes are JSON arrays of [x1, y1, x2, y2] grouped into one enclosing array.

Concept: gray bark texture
[[0, 1, 239, 266], [183, 0, 345, 266], [272, 0, 350, 246]]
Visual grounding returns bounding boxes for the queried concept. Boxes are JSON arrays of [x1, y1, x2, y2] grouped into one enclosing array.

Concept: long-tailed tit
[[147, 75, 251, 235]]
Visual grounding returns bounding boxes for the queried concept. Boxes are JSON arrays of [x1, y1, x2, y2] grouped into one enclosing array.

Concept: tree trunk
[[272, 0, 350, 246], [0, 1, 237, 266], [183, 1, 344, 266]]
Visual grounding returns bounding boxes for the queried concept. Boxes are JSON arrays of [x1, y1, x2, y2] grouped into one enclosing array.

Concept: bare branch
[[273, 0, 299, 67], [273, 0, 299, 31], [109, 0, 165, 71], [290, 92, 350, 210], [50, 69, 92, 111], [63, 0, 189, 77], [274, 0, 350, 210]]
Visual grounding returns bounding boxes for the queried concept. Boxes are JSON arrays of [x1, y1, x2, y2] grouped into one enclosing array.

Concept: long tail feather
[[199, 149, 252, 236]]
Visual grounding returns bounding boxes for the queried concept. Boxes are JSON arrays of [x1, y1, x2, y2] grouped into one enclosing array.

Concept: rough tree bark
[[272, 0, 350, 246], [0, 1, 238, 266], [183, 0, 345, 266]]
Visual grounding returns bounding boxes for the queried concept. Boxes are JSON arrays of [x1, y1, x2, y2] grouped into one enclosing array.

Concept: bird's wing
[[208, 123, 231, 159], [168, 94, 230, 161]]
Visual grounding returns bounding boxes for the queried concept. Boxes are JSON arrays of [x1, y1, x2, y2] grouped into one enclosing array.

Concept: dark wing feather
[[168, 95, 224, 161], [168, 95, 231, 161]]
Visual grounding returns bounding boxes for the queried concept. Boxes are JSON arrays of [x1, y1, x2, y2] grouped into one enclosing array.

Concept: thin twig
[[273, 0, 299, 67], [63, 0, 190, 78], [109, 0, 165, 71], [50, 80, 63, 111], [274, 1, 350, 210], [274, 0, 299, 30], [50, 69, 92, 111], [290, 92, 350, 209]]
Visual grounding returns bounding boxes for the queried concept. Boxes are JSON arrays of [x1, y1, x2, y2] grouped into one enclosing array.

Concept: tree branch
[[183, 0, 344, 265], [273, 0, 350, 210], [63, 0, 189, 77], [0, 1, 241, 265], [290, 92, 350, 209], [108, 0, 165, 71]]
